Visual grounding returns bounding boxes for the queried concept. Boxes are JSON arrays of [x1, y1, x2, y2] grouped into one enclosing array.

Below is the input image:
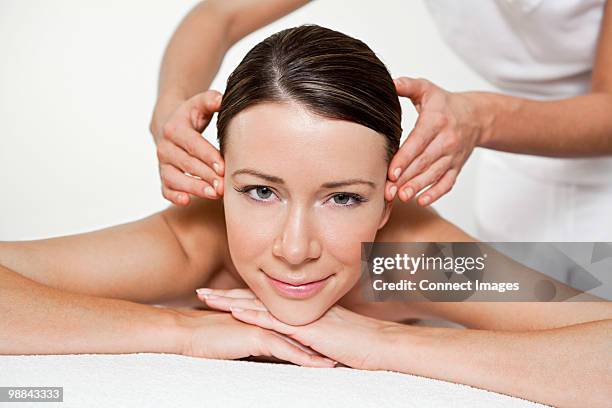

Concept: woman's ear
[[378, 197, 394, 230]]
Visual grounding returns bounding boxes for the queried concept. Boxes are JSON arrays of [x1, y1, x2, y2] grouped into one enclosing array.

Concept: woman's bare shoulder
[[162, 198, 231, 275], [377, 199, 476, 243]]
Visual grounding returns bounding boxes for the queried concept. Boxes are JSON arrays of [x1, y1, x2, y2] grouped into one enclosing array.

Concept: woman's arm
[[0, 262, 183, 355], [381, 319, 612, 408], [0, 198, 227, 304], [379, 200, 612, 330]]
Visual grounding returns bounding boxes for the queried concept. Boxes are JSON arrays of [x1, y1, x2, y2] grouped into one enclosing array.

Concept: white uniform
[[423, 0, 612, 241]]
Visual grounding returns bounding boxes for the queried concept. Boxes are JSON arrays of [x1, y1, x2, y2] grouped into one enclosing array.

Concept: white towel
[[0, 353, 547, 407]]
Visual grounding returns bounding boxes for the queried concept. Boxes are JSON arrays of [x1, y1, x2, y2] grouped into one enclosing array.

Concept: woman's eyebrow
[[232, 168, 376, 188]]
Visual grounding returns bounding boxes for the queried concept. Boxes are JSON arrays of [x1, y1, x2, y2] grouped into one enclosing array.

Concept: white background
[[0, 0, 495, 241]]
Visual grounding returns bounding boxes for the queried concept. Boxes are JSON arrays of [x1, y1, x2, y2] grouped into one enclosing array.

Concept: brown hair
[[216, 24, 402, 162]]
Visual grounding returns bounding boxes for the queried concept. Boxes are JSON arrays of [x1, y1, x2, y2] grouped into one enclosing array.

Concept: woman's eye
[[330, 193, 364, 207], [238, 186, 277, 202], [253, 186, 273, 200]]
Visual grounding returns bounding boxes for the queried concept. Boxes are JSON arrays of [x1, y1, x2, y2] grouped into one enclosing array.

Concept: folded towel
[[1, 353, 547, 407]]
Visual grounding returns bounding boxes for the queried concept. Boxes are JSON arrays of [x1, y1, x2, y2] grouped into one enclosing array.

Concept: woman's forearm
[[0, 264, 185, 355], [472, 91, 612, 156], [381, 319, 612, 408]]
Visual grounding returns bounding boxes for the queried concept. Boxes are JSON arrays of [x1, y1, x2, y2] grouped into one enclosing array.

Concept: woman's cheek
[[317, 207, 381, 266], [224, 196, 278, 266]]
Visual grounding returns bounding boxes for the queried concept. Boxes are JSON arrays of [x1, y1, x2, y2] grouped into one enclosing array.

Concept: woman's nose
[[272, 206, 321, 265]]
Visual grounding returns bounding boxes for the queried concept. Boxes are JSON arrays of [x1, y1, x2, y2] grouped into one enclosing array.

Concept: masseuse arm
[[380, 201, 612, 330], [470, 1, 612, 156], [389, 2, 612, 205], [151, 0, 309, 205], [0, 199, 226, 304]]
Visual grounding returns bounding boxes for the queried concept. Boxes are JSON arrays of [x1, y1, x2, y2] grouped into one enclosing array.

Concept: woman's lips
[[264, 272, 331, 299]]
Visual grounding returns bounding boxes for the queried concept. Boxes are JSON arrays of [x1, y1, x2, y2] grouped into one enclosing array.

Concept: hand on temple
[[386, 77, 483, 206], [152, 90, 225, 206]]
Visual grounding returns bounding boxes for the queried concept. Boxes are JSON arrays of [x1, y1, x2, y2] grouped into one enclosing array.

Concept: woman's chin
[[267, 303, 327, 326]]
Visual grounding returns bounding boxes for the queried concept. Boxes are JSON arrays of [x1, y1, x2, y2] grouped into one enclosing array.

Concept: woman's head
[[218, 25, 401, 325]]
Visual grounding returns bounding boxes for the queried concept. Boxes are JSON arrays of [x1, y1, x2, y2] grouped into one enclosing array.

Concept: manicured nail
[[230, 307, 244, 313], [205, 186, 216, 197], [393, 167, 401, 180], [212, 162, 220, 174], [404, 187, 414, 199], [196, 288, 213, 295], [389, 185, 397, 199], [420, 195, 431, 205]]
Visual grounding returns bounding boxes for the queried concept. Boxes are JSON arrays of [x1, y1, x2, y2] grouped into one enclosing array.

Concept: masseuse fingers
[[396, 134, 450, 201], [186, 90, 223, 134], [169, 125, 224, 182], [398, 155, 452, 204], [388, 110, 447, 183], [161, 163, 218, 200], [416, 169, 458, 206], [159, 140, 219, 195], [257, 331, 335, 368], [161, 183, 190, 206]]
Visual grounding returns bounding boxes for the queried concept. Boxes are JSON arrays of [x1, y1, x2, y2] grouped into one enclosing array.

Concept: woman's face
[[222, 101, 393, 325]]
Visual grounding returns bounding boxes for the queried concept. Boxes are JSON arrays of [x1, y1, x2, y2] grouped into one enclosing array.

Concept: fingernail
[[324, 358, 337, 366], [212, 162, 220, 174], [196, 288, 213, 295], [420, 195, 431, 205], [215, 94, 222, 104], [393, 167, 401, 180], [230, 307, 244, 313], [389, 185, 397, 199], [213, 179, 219, 190], [404, 187, 414, 199], [205, 186, 216, 197]]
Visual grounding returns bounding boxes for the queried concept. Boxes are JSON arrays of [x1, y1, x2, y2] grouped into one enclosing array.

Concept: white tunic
[[424, 0, 612, 241]]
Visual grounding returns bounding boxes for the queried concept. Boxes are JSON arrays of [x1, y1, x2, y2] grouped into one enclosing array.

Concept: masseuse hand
[[387, 77, 482, 206], [153, 90, 225, 206], [197, 288, 400, 370], [172, 308, 337, 368]]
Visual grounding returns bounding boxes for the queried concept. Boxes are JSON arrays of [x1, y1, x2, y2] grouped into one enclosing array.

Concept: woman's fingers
[[256, 330, 336, 368], [196, 288, 257, 299], [231, 308, 296, 337], [199, 294, 267, 312]]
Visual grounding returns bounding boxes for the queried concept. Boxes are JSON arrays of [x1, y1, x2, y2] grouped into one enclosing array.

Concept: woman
[[152, 0, 612, 244], [1, 26, 610, 408]]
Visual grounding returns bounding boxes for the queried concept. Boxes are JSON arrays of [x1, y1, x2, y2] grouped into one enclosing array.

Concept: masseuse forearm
[[0, 264, 183, 355], [473, 91, 612, 156], [151, 1, 230, 138], [151, 0, 310, 139], [383, 320, 612, 408]]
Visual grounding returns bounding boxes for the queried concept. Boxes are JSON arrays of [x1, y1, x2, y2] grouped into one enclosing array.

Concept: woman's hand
[[387, 77, 484, 206], [172, 308, 337, 368], [151, 90, 226, 206], [196, 288, 400, 370]]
